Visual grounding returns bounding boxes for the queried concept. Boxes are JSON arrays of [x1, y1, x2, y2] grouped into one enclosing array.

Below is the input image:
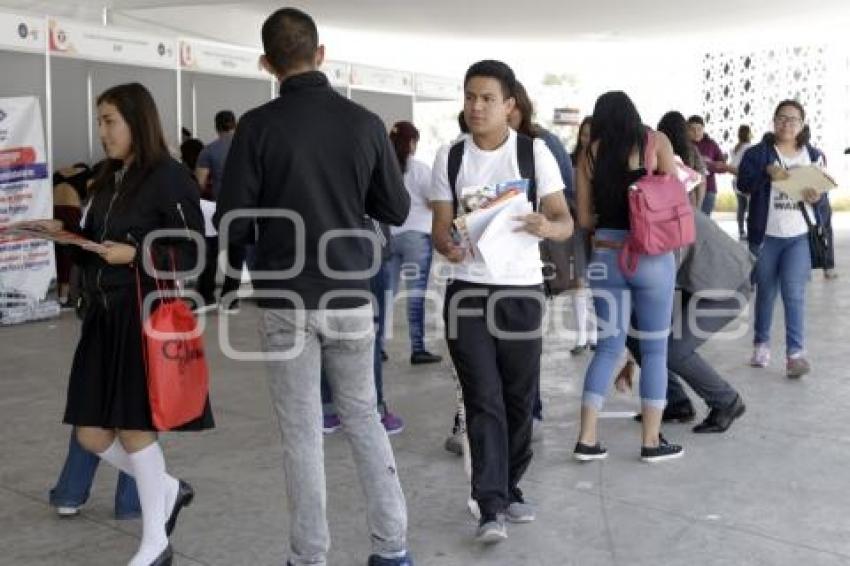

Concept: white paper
[[476, 195, 541, 279]]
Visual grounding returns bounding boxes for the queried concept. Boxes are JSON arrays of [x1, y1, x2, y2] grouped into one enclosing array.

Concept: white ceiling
[[5, 0, 850, 46]]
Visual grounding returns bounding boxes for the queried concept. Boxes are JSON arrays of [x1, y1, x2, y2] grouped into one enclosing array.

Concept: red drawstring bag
[[135, 250, 209, 431]]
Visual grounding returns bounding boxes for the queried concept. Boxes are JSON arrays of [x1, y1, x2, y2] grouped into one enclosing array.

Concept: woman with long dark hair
[[738, 100, 827, 378], [385, 120, 442, 365], [571, 116, 592, 167], [574, 91, 683, 463], [508, 82, 592, 432], [657, 111, 707, 208], [48, 83, 213, 566]]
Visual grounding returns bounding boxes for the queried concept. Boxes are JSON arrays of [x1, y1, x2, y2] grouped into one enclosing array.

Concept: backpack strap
[[449, 133, 538, 216], [643, 129, 657, 174], [447, 140, 465, 218], [516, 133, 537, 211]]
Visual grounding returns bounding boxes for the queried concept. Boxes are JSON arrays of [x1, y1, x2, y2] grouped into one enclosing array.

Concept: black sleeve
[[144, 163, 204, 273], [364, 115, 410, 226], [214, 116, 261, 247]]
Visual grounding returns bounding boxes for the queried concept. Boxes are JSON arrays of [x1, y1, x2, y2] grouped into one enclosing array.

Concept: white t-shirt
[[392, 157, 432, 235], [428, 128, 565, 286], [200, 199, 217, 237], [765, 147, 819, 238]]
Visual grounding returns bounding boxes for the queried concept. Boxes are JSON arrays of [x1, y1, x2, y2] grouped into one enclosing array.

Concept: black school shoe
[[410, 350, 442, 365], [693, 395, 746, 434], [165, 480, 194, 537], [640, 434, 684, 463], [573, 442, 608, 462]]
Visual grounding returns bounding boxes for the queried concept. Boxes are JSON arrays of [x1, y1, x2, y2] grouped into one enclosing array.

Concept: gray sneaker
[[506, 501, 535, 523], [475, 514, 508, 544]]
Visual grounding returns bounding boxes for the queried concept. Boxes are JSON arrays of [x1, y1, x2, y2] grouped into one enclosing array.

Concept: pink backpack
[[619, 131, 696, 276]]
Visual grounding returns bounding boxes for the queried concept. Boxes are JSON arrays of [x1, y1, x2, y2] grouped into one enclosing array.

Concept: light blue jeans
[[385, 230, 434, 353], [751, 234, 811, 355], [582, 229, 676, 410]]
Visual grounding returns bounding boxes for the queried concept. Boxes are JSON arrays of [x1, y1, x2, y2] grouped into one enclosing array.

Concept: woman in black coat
[[44, 83, 213, 566]]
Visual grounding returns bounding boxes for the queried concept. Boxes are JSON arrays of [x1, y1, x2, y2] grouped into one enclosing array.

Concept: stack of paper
[[454, 193, 541, 279]]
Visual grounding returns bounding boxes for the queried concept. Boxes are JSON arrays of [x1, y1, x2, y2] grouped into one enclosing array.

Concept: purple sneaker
[[381, 409, 405, 435], [323, 414, 342, 434]]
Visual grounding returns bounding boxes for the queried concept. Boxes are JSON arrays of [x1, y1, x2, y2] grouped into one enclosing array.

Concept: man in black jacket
[[214, 8, 413, 566]]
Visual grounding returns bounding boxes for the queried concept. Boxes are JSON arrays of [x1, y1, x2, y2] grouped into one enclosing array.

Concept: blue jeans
[[582, 229, 676, 409], [49, 431, 140, 519], [385, 231, 434, 353], [701, 191, 717, 217], [751, 234, 811, 355], [321, 261, 388, 415]]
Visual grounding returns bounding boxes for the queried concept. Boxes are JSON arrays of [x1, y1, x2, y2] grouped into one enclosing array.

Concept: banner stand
[[0, 96, 59, 325]]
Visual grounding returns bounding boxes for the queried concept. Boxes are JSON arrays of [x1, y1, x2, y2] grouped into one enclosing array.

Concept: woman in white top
[[385, 121, 442, 365], [727, 124, 754, 240], [737, 100, 826, 378]]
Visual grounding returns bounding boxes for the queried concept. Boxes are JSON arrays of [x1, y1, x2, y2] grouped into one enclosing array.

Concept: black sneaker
[[410, 350, 442, 365], [640, 434, 684, 463], [573, 441, 608, 462]]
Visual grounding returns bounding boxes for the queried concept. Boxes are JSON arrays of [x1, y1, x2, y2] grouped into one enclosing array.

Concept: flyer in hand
[[0, 220, 106, 253]]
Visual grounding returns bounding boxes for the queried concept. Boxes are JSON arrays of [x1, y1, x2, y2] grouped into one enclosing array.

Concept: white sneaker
[[750, 344, 770, 368], [56, 506, 80, 517]]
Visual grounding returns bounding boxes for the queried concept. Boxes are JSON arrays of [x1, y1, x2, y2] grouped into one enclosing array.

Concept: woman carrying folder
[[737, 100, 828, 378]]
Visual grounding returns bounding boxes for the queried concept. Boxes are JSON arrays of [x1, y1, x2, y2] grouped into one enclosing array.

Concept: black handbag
[[799, 203, 829, 269]]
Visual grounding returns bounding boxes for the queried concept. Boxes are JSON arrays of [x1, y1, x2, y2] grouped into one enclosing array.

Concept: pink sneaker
[[750, 344, 770, 368]]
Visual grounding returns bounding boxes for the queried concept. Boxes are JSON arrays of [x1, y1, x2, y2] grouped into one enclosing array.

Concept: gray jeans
[[260, 306, 408, 566]]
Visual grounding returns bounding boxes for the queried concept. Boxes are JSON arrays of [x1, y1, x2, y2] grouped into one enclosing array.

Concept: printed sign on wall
[[180, 39, 268, 80], [0, 11, 45, 52], [49, 18, 177, 68]]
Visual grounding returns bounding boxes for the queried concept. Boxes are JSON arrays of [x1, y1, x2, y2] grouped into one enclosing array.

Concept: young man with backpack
[[428, 60, 573, 544]]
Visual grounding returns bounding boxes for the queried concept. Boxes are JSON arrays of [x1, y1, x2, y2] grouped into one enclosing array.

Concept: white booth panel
[[50, 57, 89, 168], [181, 71, 271, 144], [350, 90, 413, 130]]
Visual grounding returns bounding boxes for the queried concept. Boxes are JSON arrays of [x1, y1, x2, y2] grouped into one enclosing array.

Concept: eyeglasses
[[774, 115, 803, 126]]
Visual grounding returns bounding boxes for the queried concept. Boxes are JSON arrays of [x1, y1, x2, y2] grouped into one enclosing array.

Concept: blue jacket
[[737, 141, 831, 246], [537, 127, 576, 203]]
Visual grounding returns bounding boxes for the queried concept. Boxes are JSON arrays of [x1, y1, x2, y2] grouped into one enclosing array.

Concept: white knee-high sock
[[127, 443, 169, 566], [98, 439, 180, 516], [98, 439, 134, 475]]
